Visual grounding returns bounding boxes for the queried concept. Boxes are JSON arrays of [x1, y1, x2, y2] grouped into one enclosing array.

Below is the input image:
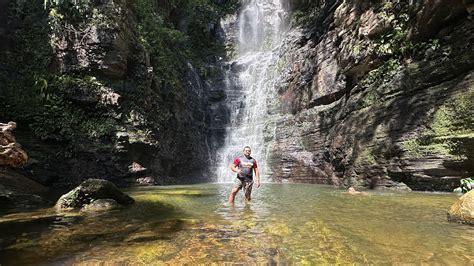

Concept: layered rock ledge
[[264, 0, 474, 190]]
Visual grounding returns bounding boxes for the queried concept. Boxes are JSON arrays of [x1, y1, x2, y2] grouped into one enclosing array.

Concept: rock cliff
[[0, 0, 235, 187], [266, 0, 474, 190], [1, 0, 472, 191]]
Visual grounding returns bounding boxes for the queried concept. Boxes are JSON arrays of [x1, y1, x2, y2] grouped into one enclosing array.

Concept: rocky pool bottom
[[0, 184, 472, 264]]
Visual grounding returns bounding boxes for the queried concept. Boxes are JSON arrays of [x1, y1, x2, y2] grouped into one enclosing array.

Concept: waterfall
[[215, 0, 289, 183]]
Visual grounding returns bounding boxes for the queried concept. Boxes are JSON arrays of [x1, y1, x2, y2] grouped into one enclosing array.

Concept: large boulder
[[55, 178, 134, 210], [447, 190, 474, 225]]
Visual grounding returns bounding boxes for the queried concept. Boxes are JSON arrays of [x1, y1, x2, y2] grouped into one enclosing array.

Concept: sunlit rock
[[447, 190, 474, 225], [136, 176, 156, 186], [129, 161, 147, 174], [0, 122, 28, 168]]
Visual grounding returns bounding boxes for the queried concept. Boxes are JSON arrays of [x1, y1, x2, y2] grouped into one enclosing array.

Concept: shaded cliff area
[[267, 0, 474, 190], [0, 0, 237, 188]]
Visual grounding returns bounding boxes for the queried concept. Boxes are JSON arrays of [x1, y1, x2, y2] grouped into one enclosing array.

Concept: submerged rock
[[81, 199, 120, 212], [0, 185, 50, 212], [447, 190, 474, 225], [0, 169, 50, 213], [55, 179, 134, 210]]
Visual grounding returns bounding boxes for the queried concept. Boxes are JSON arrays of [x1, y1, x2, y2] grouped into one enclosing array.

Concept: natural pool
[[0, 183, 472, 264]]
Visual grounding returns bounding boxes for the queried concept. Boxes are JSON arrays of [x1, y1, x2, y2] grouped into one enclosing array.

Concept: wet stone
[[247, 250, 257, 257], [55, 179, 134, 210], [264, 248, 278, 256], [81, 199, 120, 212]]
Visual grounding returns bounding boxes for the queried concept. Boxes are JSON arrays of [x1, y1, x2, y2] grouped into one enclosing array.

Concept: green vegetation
[[132, 0, 238, 84], [290, 0, 323, 27], [354, 147, 377, 170], [1, 0, 238, 159], [353, 0, 455, 112], [0, 1, 120, 154], [355, 59, 401, 110], [453, 177, 474, 194], [373, 1, 410, 58], [132, 0, 190, 87], [292, 8, 320, 27], [402, 89, 474, 159], [370, 1, 447, 63], [431, 92, 473, 136]]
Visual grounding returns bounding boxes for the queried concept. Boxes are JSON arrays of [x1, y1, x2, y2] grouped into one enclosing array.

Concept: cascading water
[[216, 0, 289, 183]]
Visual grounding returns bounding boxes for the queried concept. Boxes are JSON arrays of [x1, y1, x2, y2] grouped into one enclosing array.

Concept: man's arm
[[254, 167, 260, 188], [230, 158, 241, 175], [230, 163, 240, 173]]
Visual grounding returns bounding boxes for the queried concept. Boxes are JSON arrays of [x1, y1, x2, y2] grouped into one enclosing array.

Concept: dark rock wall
[[267, 0, 474, 190], [0, 0, 9, 50], [0, 0, 227, 187]]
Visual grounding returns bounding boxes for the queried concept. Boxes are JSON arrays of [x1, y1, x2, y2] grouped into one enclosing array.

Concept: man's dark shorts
[[234, 177, 253, 199]]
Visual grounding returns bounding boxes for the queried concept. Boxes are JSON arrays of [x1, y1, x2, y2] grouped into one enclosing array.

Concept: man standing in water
[[228, 146, 261, 203]]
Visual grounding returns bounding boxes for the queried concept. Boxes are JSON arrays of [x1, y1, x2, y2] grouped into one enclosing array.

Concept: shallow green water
[[0, 184, 472, 265]]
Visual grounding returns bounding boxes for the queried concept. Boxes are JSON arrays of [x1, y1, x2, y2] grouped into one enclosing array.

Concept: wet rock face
[[55, 179, 134, 210], [51, 0, 131, 79], [408, 0, 468, 41], [0, 122, 28, 168], [447, 190, 474, 225], [266, 0, 474, 190], [5, 0, 216, 186]]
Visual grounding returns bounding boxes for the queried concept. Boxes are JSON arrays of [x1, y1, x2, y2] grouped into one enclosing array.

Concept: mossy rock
[[55, 179, 134, 210], [447, 190, 474, 225]]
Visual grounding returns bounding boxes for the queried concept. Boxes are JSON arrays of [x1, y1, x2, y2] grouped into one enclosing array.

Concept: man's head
[[243, 146, 251, 157]]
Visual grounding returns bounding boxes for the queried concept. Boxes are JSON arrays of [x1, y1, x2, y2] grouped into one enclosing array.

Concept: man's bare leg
[[228, 187, 240, 203], [245, 195, 251, 203], [244, 182, 253, 203]]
